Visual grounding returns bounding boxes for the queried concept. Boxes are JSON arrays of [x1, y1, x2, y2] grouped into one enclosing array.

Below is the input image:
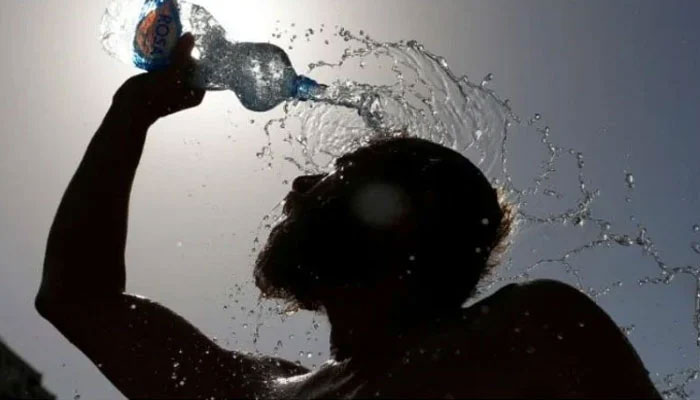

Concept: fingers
[[167, 33, 197, 89], [186, 88, 206, 107], [173, 33, 196, 65]]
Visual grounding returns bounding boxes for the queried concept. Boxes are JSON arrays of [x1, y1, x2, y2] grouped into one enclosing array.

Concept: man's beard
[[254, 217, 323, 311]]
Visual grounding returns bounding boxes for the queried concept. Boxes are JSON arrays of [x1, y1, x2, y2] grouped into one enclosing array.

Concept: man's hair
[[256, 137, 513, 315], [281, 137, 514, 311], [337, 137, 513, 310]]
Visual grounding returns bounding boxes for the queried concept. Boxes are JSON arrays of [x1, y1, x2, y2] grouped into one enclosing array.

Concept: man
[[36, 34, 661, 399]]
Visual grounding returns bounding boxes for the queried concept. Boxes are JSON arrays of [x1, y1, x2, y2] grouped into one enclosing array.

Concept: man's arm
[[36, 34, 306, 399]]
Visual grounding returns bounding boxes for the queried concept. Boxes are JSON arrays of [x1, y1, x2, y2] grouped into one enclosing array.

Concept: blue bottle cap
[[293, 75, 326, 100]]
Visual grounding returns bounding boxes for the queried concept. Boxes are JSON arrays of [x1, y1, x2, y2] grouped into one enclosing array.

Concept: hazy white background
[[1, 1, 699, 398]]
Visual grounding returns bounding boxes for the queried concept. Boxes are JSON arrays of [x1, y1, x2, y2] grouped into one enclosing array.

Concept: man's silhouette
[[36, 34, 661, 399]]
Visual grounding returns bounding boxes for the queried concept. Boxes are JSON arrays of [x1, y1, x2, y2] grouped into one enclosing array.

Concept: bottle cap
[[293, 75, 326, 100]]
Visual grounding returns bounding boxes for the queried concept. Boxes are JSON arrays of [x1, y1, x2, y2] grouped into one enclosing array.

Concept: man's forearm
[[39, 103, 152, 301]]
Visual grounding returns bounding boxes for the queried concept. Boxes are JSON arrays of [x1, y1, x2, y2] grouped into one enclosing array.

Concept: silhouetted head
[[255, 137, 512, 320]]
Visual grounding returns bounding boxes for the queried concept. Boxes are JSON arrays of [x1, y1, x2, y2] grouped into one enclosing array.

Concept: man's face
[[253, 151, 413, 309], [253, 158, 350, 308]]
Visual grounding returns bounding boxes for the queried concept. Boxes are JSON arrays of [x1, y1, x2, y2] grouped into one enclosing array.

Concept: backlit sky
[[1, 1, 699, 398]]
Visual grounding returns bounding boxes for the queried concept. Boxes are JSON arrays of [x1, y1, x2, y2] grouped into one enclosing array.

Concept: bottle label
[[133, 0, 182, 71]]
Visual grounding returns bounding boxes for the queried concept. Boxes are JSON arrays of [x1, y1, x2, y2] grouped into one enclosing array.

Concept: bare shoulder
[[483, 279, 629, 352], [488, 279, 607, 322], [454, 279, 661, 398]]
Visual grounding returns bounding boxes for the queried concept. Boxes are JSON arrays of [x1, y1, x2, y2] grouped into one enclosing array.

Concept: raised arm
[[35, 34, 306, 399]]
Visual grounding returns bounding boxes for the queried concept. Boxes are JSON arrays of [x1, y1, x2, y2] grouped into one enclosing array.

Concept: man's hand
[[113, 33, 206, 125]]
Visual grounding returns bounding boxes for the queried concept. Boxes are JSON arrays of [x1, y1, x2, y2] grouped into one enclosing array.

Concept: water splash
[[237, 25, 698, 398]]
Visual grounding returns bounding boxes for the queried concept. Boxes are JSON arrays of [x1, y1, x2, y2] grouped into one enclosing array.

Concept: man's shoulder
[[461, 279, 635, 365], [483, 279, 600, 317], [393, 280, 658, 398]]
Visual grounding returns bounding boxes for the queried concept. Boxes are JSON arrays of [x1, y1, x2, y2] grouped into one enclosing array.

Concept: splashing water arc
[[244, 25, 700, 399]]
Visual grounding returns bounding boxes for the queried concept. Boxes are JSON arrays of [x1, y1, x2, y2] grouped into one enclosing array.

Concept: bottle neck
[[293, 75, 326, 100]]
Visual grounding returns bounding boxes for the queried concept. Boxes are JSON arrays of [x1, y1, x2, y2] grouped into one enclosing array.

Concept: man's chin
[[253, 218, 324, 311], [254, 218, 299, 296]]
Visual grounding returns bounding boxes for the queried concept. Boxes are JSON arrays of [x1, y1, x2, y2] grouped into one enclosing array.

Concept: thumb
[[173, 33, 196, 65]]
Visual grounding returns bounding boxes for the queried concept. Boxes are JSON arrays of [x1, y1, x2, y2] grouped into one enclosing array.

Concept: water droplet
[[692, 242, 700, 254], [481, 218, 490, 226], [130, 304, 136, 310], [307, 352, 313, 358], [625, 173, 635, 189], [534, 113, 541, 121], [694, 224, 700, 233]]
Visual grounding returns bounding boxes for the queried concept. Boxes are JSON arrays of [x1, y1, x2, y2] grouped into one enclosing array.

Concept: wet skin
[[36, 35, 661, 399]]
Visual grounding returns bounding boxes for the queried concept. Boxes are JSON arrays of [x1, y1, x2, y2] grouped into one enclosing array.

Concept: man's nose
[[292, 174, 326, 193]]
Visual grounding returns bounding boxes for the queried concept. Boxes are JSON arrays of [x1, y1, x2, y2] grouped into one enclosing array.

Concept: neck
[[326, 306, 395, 362], [324, 299, 460, 362]]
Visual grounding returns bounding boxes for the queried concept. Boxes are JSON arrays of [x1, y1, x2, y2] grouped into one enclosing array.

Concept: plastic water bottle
[[101, 0, 324, 111]]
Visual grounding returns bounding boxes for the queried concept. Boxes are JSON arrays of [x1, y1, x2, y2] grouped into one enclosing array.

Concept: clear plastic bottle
[[101, 0, 324, 111]]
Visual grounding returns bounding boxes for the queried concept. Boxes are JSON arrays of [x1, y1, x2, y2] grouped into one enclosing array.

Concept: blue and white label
[[133, 0, 182, 71]]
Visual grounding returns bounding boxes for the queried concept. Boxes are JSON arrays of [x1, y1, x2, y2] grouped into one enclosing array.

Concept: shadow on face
[[255, 137, 512, 316]]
